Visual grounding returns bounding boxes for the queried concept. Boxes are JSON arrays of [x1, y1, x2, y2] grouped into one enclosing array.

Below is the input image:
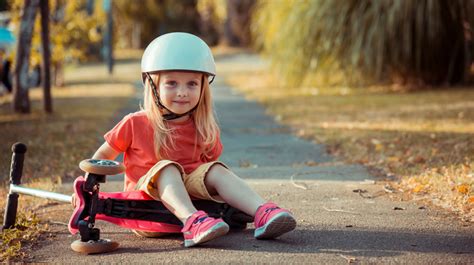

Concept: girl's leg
[[205, 165, 266, 216], [157, 164, 230, 247], [205, 164, 296, 239], [157, 164, 197, 223]]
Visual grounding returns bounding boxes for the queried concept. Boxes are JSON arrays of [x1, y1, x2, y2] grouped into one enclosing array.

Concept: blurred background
[[0, 0, 471, 97], [0, 2, 473, 260]]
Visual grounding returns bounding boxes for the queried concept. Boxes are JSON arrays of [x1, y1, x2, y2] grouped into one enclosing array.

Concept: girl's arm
[[72, 142, 120, 207], [204, 135, 223, 162], [92, 141, 121, 160]]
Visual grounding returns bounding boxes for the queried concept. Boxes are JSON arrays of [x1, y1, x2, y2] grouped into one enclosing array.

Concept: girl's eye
[[165, 81, 177, 86], [188, 81, 198, 87]]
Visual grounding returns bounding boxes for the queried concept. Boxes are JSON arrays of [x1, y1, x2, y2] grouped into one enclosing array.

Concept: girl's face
[[157, 71, 202, 118]]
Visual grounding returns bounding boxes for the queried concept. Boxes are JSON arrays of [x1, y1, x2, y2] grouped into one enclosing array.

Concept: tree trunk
[[86, 0, 94, 15], [40, 0, 52, 113], [13, 0, 39, 113], [223, 0, 254, 47], [223, 0, 239, 46], [53, 62, 64, 87], [132, 22, 142, 49], [198, 2, 219, 46], [104, 0, 113, 74]]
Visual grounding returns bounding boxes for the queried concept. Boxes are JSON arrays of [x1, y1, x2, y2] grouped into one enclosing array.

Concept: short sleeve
[[104, 114, 133, 153]]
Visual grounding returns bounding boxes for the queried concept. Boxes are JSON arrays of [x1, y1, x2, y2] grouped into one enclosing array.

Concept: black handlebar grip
[[2, 143, 27, 230], [10, 142, 27, 185]]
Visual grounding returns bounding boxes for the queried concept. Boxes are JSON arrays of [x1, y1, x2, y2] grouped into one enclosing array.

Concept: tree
[[13, 0, 39, 113], [252, 0, 474, 87], [11, 0, 106, 87], [104, 0, 113, 74], [114, 0, 200, 48], [223, 0, 254, 46], [40, 0, 52, 113], [196, 0, 222, 45], [48, 0, 105, 86]]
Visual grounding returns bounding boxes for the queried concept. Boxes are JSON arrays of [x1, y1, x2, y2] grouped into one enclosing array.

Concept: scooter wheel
[[71, 239, 119, 254], [79, 159, 125, 175]]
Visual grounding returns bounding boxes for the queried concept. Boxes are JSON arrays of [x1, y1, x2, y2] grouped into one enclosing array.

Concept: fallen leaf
[[456, 184, 470, 194], [387, 156, 400, 162], [383, 185, 396, 193], [371, 139, 384, 151], [371, 139, 381, 145], [468, 196, 474, 204], [360, 179, 375, 184], [290, 174, 309, 190], [239, 160, 252, 168], [304, 160, 318, 166], [413, 184, 425, 193], [338, 254, 357, 263], [413, 156, 426, 164]]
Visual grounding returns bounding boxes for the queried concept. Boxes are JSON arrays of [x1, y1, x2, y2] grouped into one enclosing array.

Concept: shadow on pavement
[[212, 227, 473, 257]]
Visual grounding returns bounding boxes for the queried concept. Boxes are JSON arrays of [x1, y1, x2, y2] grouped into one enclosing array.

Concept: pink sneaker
[[254, 202, 296, 239], [181, 210, 229, 247]]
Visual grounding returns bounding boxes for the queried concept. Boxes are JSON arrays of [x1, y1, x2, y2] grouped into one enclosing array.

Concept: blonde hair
[[141, 72, 220, 160]]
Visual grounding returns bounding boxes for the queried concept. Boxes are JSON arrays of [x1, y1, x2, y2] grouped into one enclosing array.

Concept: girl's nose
[[176, 86, 187, 97]]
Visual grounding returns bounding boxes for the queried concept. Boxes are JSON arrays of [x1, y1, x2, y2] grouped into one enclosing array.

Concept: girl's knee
[[160, 164, 182, 180], [207, 164, 234, 184], [208, 163, 228, 175]]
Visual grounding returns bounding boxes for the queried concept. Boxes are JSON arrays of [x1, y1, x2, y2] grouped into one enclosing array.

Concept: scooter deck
[[69, 176, 252, 235]]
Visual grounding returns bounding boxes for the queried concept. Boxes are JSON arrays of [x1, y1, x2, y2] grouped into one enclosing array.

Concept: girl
[[92, 32, 296, 247]]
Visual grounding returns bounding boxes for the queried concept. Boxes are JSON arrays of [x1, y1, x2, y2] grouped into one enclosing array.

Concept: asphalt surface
[[29, 54, 473, 263]]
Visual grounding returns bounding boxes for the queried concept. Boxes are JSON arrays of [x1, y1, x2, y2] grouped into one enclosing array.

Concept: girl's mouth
[[173, 101, 189, 104]]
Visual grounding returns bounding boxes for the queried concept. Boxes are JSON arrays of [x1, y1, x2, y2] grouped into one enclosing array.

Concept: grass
[[225, 64, 474, 223], [1, 212, 49, 262], [0, 50, 140, 261]]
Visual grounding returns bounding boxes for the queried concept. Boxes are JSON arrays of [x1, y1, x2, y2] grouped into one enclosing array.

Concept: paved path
[[29, 54, 473, 263]]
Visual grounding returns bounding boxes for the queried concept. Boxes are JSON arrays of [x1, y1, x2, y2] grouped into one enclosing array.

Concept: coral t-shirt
[[104, 111, 223, 191]]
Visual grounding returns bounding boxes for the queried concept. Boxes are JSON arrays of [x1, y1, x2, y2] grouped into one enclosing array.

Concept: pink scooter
[[68, 159, 251, 254]]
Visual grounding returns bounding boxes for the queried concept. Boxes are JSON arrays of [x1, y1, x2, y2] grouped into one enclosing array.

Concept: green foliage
[[49, 0, 105, 63], [252, 0, 474, 87], [196, 0, 226, 44], [114, 0, 200, 48], [197, 0, 227, 26], [9, 0, 105, 65]]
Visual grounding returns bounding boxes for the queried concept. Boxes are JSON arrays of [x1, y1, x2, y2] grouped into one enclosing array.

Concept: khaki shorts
[[135, 160, 227, 203], [132, 160, 227, 238]]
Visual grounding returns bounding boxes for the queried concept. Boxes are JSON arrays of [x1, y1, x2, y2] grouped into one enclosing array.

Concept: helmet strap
[[145, 73, 203, 121]]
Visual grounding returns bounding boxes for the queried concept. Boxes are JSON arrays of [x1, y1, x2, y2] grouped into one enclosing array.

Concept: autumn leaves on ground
[[227, 65, 474, 223], [0, 51, 139, 261]]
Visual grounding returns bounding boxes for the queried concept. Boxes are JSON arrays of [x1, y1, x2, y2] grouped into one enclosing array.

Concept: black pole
[[2, 143, 27, 230], [106, 0, 113, 75], [102, 0, 113, 75], [40, 0, 53, 113], [86, 0, 94, 15]]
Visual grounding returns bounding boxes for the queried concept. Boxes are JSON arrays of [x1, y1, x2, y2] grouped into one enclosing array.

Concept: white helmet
[[141, 32, 216, 82]]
